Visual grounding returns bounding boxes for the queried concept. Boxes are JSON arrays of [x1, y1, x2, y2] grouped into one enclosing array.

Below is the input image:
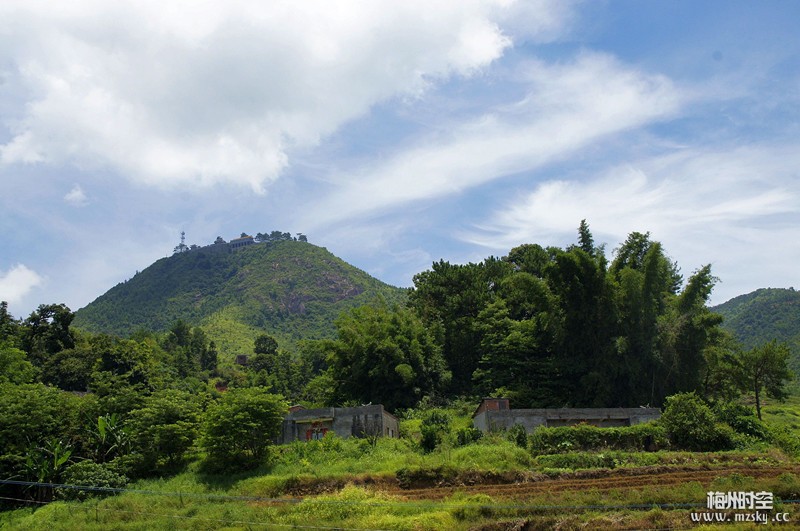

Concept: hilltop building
[[229, 234, 255, 250], [280, 404, 399, 443], [176, 231, 307, 256], [472, 398, 660, 433]]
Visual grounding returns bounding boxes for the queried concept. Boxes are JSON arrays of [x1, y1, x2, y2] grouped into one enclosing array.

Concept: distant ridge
[[712, 287, 800, 381], [73, 240, 405, 357]]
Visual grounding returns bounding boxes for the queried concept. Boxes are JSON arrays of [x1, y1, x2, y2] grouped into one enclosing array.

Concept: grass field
[[4, 456, 798, 530], [2, 400, 799, 530], [762, 395, 800, 435]]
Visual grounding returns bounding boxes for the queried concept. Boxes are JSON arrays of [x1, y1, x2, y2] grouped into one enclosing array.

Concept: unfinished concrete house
[[280, 404, 399, 444], [473, 398, 661, 434]]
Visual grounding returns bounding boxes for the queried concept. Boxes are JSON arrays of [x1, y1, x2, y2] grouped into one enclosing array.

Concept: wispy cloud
[[303, 51, 684, 229]]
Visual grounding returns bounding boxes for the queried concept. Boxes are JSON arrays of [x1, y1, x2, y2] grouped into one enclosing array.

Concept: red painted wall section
[[473, 398, 510, 417]]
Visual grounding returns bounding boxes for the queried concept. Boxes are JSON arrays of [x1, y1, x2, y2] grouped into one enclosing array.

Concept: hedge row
[[528, 422, 669, 454]]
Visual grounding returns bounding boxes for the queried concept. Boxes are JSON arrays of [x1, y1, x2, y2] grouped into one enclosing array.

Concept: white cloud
[[0, 264, 44, 305], [495, 0, 579, 43], [467, 145, 799, 245], [303, 51, 683, 228], [463, 143, 800, 303], [0, 0, 571, 192], [64, 184, 88, 206]]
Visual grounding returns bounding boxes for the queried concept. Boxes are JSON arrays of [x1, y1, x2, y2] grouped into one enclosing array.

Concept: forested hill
[[712, 288, 800, 378], [73, 240, 405, 353], [713, 288, 800, 348]]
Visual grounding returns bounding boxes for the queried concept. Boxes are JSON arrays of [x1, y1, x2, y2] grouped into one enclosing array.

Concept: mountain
[[73, 240, 406, 357], [712, 287, 800, 380]]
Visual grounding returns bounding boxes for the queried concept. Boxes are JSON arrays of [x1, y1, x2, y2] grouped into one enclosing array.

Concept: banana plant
[[24, 438, 73, 502], [92, 413, 131, 463]]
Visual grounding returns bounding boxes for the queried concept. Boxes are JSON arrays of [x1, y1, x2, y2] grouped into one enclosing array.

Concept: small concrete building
[[473, 398, 660, 434], [229, 235, 255, 250], [280, 404, 399, 443]]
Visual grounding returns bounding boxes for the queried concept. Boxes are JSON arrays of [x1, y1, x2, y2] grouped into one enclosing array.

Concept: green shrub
[[0, 383, 79, 480], [58, 460, 128, 501], [712, 402, 768, 439], [528, 422, 667, 454], [423, 410, 450, 426], [534, 451, 668, 471], [773, 473, 800, 499], [455, 427, 483, 447], [506, 424, 527, 449], [449, 438, 533, 470], [767, 425, 800, 457], [419, 425, 439, 453], [661, 393, 735, 451], [201, 387, 286, 472], [319, 431, 343, 453], [531, 424, 606, 452], [106, 453, 142, 479], [127, 389, 203, 475], [419, 411, 450, 453]]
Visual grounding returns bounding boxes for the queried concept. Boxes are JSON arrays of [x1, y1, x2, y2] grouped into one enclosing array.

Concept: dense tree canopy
[[0, 383, 80, 482], [201, 387, 286, 471], [410, 222, 730, 408], [247, 334, 310, 401], [127, 389, 204, 472], [409, 258, 509, 394], [0, 346, 37, 385], [21, 303, 76, 366], [327, 300, 451, 410]]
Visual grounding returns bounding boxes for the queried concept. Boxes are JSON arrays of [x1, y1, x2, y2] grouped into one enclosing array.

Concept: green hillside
[[73, 240, 406, 357], [713, 287, 800, 381]]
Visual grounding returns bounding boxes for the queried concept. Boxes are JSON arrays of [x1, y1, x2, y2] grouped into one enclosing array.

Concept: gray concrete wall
[[280, 405, 397, 444], [331, 405, 386, 438], [280, 407, 335, 443], [474, 408, 661, 434], [382, 411, 399, 438], [474, 410, 547, 433]]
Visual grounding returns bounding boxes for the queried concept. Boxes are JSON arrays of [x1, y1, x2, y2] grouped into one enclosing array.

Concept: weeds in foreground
[[2, 400, 799, 530]]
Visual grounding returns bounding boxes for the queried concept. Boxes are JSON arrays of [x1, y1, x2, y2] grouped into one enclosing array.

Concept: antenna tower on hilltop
[[173, 230, 189, 254]]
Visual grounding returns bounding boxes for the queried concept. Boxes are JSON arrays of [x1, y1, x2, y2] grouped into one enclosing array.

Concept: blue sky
[[1, 1, 799, 318]]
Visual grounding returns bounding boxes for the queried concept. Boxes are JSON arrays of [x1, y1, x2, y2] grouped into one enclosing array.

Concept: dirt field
[[390, 464, 800, 501], [279, 462, 799, 500], [273, 462, 799, 529]]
